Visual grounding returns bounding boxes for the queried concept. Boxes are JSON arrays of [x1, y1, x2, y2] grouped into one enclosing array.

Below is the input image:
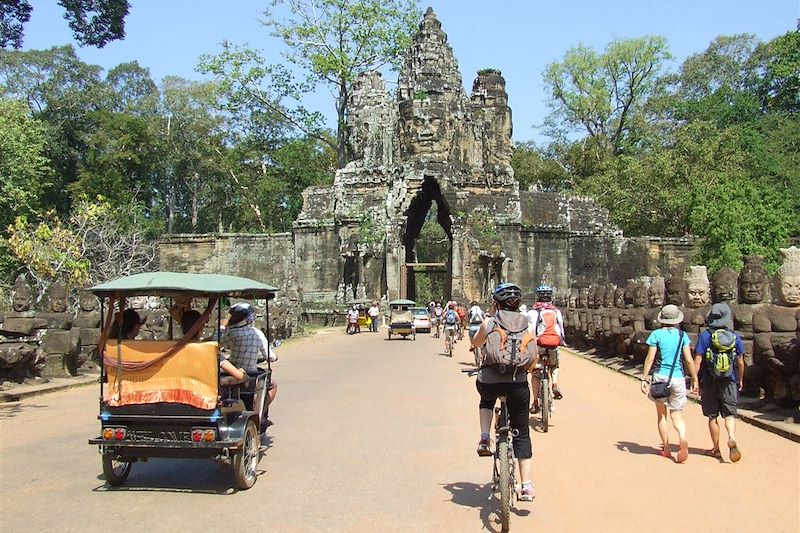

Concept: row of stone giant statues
[[0, 278, 301, 381], [561, 248, 800, 403]]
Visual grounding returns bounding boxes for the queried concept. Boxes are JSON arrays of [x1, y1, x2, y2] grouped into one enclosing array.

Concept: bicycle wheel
[[541, 377, 550, 432], [498, 436, 512, 531], [447, 333, 453, 357]]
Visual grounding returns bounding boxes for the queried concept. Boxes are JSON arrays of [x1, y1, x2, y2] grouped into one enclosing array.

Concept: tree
[[757, 30, 800, 114], [511, 140, 571, 192], [202, 0, 421, 168], [542, 36, 672, 156], [0, 98, 53, 230], [0, 0, 129, 49]]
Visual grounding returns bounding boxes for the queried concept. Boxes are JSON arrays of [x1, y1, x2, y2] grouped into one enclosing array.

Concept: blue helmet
[[493, 282, 522, 303], [536, 284, 554, 301]]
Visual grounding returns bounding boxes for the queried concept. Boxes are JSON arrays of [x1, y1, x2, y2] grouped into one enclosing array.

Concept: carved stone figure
[[78, 288, 99, 313], [732, 255, 770, 394], [47, 281, 69, 313], [711, 266, 738, 305], [753, 247, 800, 401], [665, 275, 687, 307], [11, 274, 33, 313], [683, 266, 711, 344]]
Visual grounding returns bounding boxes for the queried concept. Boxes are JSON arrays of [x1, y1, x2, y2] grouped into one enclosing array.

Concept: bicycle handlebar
[[462, 368, 479, 377]]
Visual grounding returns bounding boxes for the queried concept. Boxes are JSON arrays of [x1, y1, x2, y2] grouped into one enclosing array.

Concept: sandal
[[529, 403, 540, 415], [659, 448, 673, 460], [553, 386, 563, 400], [706, 448, 723, 461], [676, 439, 689, 463], [728, 439, 742, 463]]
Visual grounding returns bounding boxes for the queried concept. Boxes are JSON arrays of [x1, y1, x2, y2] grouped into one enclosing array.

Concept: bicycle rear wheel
[[541, 377, 550, 432], [498, 437, 512, 531]]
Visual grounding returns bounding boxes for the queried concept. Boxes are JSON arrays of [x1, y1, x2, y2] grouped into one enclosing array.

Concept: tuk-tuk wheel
[[233, 420, 259, 490], [102, 453, 132, 486]]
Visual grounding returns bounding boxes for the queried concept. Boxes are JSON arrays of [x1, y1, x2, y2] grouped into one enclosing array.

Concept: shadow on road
[[615, 440, 707, 457], [442, 481, 531, 533], [0, 402, 49, 419], [90, 456, 270, 495]]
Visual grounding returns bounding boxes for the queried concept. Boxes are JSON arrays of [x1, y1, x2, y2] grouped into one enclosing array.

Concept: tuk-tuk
[[346, 298, 372, 332], [387, 299, 416, 340], [87, 272, 278, 490]]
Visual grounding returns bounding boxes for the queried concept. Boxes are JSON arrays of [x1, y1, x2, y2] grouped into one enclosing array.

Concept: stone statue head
[[578, 288, 589, 308], [591, 285, 604, 309], [11, 274, 32, 312], [739, 255, 769, 304], [79, 288, 99, 313], [632, 282, 648, 308], [685, 265, 711, 309], [711, 266, 738, 304], [665, 276, 686, 306], [129, 296, 148, 310], [776, 246, 800, 307], [648, 277, 665, 307], [48, 281, 68, 313], [604, 285, 616, 307], [398, 99, 452, 160], [568, 289, 578, 309], [614, 288, 626, 308]]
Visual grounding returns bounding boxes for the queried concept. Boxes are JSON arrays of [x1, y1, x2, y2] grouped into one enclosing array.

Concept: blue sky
[[20, 1, 799, 144]]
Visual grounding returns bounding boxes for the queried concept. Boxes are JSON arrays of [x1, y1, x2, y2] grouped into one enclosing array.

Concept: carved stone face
[[50, 294, 67, 313], [604, 287, 616, 307], [632, 285, 648, 308], [648, 285, 665, 307], [578, 288, 589, 308], [12, 285, 32, 312], [739, 274, 766, 304], [778, 275, 800, 306], [399, 100, 451, 159], [665, 278, 686, 306], [79, 290, 98, 312], [712, 269, 738, 303], [613, 288, 626, 308], [686, 282, 710, 309]]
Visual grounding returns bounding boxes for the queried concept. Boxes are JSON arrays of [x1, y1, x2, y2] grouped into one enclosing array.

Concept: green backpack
[[704, 329, 737, 379]]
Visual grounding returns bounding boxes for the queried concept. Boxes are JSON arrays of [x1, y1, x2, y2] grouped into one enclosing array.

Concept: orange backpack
[[535, 309, 561, 348], [482, 311, 538, 372]]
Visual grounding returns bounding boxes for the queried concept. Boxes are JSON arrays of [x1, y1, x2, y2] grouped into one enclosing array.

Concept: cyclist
[[471, 283, 535, 502], [443, 303, 460, 348], [456, 302, 467, 339], [468, 300, 485, 351], [528, 284, 566, 414], [432, 302, 444, 336]]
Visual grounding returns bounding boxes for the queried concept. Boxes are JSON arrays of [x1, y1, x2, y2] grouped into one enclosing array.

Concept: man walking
[[693, 302, 745, 462]]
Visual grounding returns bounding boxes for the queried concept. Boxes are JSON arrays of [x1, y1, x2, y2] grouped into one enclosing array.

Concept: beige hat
[[658, 304, 684, 325]]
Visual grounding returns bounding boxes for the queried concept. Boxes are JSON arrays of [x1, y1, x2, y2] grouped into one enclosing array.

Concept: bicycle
[[444, 324, 456, 357], [463, 368, 517, 532], [532, 348, 556, 432]]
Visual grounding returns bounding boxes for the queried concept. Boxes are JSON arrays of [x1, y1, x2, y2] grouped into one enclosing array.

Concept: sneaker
[[476, 439, 492, 457], [728, 439, 742, 463], [553, 386, 563, 400], [519, 484, 534, 502]]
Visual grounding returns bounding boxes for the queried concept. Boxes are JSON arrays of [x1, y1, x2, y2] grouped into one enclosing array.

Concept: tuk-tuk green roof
[[389, 299, 416, 306], [90, 272, 279, 299]]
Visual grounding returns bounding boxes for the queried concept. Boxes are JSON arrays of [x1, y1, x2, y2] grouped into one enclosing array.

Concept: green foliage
[[0, 98, 53, 230], [356, 210, 386, 248], [511, 140, 570, 192], [465, 209, 501, 255], [757, 30, 800, 113]]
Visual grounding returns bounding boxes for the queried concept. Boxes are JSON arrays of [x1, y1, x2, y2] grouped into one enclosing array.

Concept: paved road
[[1, 327, 798, 532]]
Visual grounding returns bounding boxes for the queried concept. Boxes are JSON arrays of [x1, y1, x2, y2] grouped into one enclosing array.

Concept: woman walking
[[640, 304, 699, 463]]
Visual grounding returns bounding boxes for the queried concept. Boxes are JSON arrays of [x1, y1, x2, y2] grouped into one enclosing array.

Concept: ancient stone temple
[[288, 7, 693, 310]]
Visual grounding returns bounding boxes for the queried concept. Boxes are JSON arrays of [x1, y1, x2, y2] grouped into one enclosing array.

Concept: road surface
[[1, 326, 798, 532]]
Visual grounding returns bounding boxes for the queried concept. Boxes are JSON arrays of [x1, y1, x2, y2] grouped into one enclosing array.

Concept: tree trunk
[[336, 81, 348, 169]]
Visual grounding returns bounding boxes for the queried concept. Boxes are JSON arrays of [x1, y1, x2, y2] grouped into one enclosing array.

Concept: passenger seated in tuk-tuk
[[109, 309, 144, 340], [180, 310, 246, 382]]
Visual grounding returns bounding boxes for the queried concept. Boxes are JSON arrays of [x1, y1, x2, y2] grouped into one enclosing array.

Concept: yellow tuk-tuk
[[347, 298, 373, 330], [387, 299, 416, 340]]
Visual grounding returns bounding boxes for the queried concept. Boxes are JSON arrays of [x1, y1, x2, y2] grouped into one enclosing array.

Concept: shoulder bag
[[649, 330, 684, 399]]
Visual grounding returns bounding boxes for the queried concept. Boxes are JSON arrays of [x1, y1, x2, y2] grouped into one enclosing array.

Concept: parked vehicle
[[387, 299, 416, 340], [410, 307, 431, 333], [87, 272, 278, 490]]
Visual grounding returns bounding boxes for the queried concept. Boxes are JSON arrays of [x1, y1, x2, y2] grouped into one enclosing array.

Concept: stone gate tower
[[294, 8, 525, 305]]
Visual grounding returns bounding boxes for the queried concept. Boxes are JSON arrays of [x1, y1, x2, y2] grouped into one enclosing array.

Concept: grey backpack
[[481, 311, 537, 372]]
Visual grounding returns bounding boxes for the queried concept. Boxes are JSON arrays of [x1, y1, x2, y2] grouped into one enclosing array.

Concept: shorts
[[475, 381, 532, 459], [537, 347, 560, 369], [648, 376, 687, 411], [700, 378, 738, 418]]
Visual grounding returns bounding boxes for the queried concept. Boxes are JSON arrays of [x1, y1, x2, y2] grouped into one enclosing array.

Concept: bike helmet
[[536, 284, 554, 301], [493, 283, 522, 302]]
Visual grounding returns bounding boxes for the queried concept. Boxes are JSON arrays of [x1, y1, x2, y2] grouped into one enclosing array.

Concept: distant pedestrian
[[693, 302, 745, 463], [368, 301, 380, 332], [640, 304, 699, 463]]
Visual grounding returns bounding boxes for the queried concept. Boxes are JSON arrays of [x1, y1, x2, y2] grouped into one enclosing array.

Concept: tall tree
[[202, 0, 421, 168], [542, 36, 672, 157], [0, 0, 129, 49], [757, 30, 800, 114]]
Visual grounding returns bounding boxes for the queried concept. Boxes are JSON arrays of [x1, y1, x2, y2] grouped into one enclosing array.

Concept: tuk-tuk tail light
[[102, 428, 114, 440], [114, 428, 126, 440], [191, 429, 203, 442], [203, 429, 215, 442]]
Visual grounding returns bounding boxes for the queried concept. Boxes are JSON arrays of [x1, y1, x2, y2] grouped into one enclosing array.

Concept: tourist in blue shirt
[[640, 304, 699, 463], [693, 302, 745, 463]]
